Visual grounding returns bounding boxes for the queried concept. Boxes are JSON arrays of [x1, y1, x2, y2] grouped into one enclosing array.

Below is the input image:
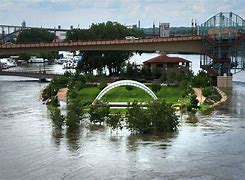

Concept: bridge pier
[[217, 75, 232, 88]]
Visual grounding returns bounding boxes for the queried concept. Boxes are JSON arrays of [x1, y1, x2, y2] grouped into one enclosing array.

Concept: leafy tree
[[50, 107, 65, 129], [187, 94, 199, 112], [126, 101, 152, 134], [107, 113, 123, 131], [66, 99, 83, 128], [192, 70, 211, 88], [202, 87, 212, 97], [151, 83, 161, 92], [147, 100, 179, 132], [17, 28, 56, 43], [125, 85, 134, 91], [89, 102, 110, 124], [98, 82, 107, 90], [126, 100, 179, 134]]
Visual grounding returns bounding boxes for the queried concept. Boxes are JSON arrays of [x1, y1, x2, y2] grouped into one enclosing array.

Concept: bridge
[[0, 12, 245, 87], [0, 35, 204, 55], [0, 23, 70, 42], [0, 70, 62, 81]]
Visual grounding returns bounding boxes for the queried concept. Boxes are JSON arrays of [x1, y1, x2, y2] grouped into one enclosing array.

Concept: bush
[[151, 83, 161, 92], [125, 85, 134, 91], [66, 99, 83, 128], [98, 82, 107, 90], [50, 107, 65, 128], [89, 102, 110, 124], [107, 113, 123, 131], [192, 70, 211, 88], [126, 100, 179, 134], [187, 94, 199, 112], [202, 87, 212, 97]]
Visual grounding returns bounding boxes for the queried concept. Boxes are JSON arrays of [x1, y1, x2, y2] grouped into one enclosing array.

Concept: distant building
[[143, 55, 191, 76], [159, 23, 170, 37]]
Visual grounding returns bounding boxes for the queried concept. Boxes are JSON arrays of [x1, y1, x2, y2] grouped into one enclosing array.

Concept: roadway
[[0, 35, 204, 55]]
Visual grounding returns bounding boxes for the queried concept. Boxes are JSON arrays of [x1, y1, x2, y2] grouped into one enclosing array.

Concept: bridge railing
[[0, 35, 204, 49], [1, 69, 63, 75]]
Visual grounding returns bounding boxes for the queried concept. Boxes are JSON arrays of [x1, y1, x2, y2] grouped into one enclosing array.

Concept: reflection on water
[[1, 64, 245, 179]]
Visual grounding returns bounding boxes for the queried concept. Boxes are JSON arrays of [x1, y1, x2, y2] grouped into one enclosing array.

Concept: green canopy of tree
[[17, 28, 56, 43]]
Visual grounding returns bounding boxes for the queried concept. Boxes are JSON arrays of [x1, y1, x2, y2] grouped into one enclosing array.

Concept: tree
[[66, 99, 84, 128], [151, 83, 161, 93], [16, 28, 58, 60], [126, 100, 179, 134], [187, 94, 199, 112], [89, 102, 110, 124], [107, 113, 123, 131], [192, 70, 211, 88], [126, 101, 152, 134], [50, 107, 65, 129], [147, 100, 179, 132], [17, 28, 55, 43]]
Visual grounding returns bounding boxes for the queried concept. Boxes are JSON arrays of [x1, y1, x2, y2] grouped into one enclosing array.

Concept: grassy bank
[[76, 86, 189, 105]]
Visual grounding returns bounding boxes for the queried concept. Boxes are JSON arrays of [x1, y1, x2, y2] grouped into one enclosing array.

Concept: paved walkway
[[192, 88, 206, 104], [57, 88, 68, 101]]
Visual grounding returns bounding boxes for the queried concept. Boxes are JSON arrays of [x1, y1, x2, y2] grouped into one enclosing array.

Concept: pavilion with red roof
[[143, 55, 191, 77]]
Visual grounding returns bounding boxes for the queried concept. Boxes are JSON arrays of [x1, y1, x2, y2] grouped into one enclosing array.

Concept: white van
[[125, 36, 139, 40]]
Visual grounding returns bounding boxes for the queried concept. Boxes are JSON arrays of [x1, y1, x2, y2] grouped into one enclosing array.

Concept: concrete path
[[192, 88, 206, 104], [57, 88, 68, 101]]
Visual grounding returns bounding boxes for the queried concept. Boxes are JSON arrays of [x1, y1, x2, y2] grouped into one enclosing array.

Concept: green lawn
[[156, 87, 186, 104], [102, 87, 152, 102], [76, 86, 188, 105], [76, 87, 101, 103]]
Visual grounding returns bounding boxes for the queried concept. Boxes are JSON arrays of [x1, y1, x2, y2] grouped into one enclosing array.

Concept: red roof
[[143, 55, 190, 64]]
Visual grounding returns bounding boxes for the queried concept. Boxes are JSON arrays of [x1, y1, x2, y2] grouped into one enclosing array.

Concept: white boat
[[63, 60, 77, 69], [28, 56, 48, 63], [55, 57, 72, 64], [0, 58, 17, 69]]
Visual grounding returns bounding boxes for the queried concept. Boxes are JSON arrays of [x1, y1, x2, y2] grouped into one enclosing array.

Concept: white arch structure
[[93, 80, 158, 104]]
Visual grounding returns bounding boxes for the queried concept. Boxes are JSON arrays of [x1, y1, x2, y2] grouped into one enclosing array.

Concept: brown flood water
[[0, 71, 245, 179]]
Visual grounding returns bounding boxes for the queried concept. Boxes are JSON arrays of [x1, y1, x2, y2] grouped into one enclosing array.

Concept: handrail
[[0, 35, 204, 49]]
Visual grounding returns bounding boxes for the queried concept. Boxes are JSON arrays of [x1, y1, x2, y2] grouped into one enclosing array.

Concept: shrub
[[187, 94, 199, 112], [50, 107, 65, 128], [89, 102, 110, 124], [125, 85, 134, 91], [202, 87, 212, 97], [107, 113, 123, 131], [98, 82, 107, 90], [151, 83, 161, 92], [126, 100, 179, 134], [66, 99, 83, 128]]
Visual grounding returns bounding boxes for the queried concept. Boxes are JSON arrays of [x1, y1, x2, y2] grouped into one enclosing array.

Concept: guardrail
[[0, 35, 204, 49]]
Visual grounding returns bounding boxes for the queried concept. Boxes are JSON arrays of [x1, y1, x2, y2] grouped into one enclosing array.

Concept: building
[[159, 23, 170, 37], [143, 55, 191, 77]]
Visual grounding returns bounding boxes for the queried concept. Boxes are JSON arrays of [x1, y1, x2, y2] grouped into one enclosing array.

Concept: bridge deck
[[0, 35, 204, 55]]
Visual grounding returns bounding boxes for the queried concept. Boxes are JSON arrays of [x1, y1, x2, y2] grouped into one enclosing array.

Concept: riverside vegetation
[[42, 69, 221, 135]]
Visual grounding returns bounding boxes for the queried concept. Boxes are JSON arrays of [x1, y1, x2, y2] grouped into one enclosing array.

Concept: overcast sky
[[1, 0, 245, 29]]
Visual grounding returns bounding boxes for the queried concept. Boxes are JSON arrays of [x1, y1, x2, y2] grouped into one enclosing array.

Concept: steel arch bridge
[[93, 80, 158, 104]]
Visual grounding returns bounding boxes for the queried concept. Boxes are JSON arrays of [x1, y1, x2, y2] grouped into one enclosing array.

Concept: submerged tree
[[89, 102, 110, 124], [107, 113, 123, 132], [66, 99, 84, 128], [126, 100, 179, 134], [50, 107, 65, 129]]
